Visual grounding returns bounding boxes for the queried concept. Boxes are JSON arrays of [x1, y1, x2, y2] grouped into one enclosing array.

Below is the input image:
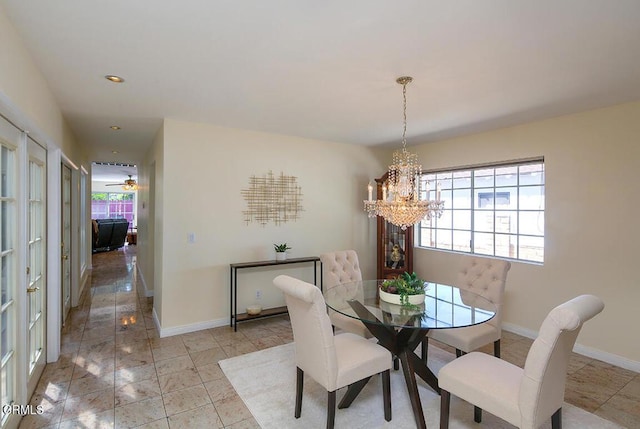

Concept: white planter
[[379, 288, 425, 306], [275, 252, 287, 261]]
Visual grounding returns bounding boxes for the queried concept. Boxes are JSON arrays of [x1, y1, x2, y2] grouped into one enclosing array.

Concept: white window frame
[[418, 158, 545, 263]]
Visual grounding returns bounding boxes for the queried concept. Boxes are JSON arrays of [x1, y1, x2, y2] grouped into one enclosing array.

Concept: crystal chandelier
[[364, 76, 444, 230]]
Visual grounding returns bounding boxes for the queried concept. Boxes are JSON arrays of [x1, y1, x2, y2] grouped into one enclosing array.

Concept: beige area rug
[[219, 343, 622, 429]]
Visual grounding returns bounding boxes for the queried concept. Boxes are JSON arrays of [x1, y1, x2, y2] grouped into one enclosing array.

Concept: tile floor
[[19, 245, 640, 428]]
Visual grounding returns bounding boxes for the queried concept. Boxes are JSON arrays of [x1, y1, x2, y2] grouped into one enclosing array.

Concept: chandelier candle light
[[364, 76, 444, 230]]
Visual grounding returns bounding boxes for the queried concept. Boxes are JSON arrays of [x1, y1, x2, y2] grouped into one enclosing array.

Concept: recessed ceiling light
[[105, 75, 125, 83], [112, 150, 119, 154], [110, 125, 121, 130]]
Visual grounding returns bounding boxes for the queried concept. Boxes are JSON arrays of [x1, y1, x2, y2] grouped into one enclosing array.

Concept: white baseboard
[[136, 266, 153, 297], [502, 322, 538, 340], [157, 316, 229, 338], [503, 322, 640, 373]]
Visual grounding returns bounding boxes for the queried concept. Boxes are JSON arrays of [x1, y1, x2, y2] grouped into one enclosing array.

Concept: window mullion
[[516, 166, 520, 260], [470, 174, 475, 253], [492, 172, 496, 257]]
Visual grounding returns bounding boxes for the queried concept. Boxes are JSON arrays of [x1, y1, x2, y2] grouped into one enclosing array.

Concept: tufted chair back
[[319, 250, 372, 338], [274, 275, 393, 428], [519, 295, 604, 429], [438, 295, 604, 429], [320, 250, 363, 288], [457, 256, 511, 329], [273, 275, 339, 391]]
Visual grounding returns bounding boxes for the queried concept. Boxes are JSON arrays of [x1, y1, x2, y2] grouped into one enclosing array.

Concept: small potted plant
[[379, 272, 426, 307], [274, 243, 291, 261]]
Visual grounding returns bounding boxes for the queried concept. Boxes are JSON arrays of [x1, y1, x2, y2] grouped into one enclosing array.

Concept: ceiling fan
[[106, 175, 138, 191]]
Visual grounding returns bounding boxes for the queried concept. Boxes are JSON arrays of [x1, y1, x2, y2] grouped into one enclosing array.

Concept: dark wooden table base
[[349, 300, 439, 429]]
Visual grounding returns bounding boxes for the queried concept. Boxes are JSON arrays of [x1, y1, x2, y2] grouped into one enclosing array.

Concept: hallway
[[20, 246, 291, 428]]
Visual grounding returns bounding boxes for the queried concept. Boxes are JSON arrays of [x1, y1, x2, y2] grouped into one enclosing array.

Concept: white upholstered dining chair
[[439, 294, 604, 429], [423, 256, 511, 361], [273, 275, 392, 429], [320, 250, 373, 339]]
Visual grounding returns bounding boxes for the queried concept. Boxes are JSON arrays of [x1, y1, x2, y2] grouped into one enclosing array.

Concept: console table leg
[[233, 268, 238, 332], [229, 268, 233, 328]]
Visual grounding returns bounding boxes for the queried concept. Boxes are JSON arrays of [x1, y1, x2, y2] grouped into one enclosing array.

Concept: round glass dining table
[[324, 280, 496, 429]]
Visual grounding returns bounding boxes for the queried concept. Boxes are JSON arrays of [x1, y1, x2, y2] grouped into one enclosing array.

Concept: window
[[91, 192, 135, 226], [418, 159, 544, 263]]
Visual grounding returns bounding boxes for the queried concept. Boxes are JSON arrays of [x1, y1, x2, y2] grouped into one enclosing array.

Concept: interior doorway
[[89, 161, 138, 287]]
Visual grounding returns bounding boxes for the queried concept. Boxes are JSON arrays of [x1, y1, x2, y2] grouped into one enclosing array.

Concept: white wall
[[137, 126, 164, 311], [412, 100, 640, 368], [0, 5, 76, 154], [151, 118, 384, 334]]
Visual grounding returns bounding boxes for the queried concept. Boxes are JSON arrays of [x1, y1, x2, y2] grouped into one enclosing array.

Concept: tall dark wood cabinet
[[375, 173, 413, 279]]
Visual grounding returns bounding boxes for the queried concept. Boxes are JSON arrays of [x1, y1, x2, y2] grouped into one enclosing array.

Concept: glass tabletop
[[324, 280, 496, 330]]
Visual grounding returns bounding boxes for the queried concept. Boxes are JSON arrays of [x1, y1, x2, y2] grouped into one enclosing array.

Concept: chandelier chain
[[401, 81, 408, 151]]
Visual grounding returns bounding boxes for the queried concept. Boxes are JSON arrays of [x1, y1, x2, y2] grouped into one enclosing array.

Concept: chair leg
[[551, 407, 562, 429], [393, 355, 399, 370], [382, 370, 391, 421], [422, 337, 429, 362], [295, 367, 303, 418], [440, 389, 450, 429], [327, 390, 336, 429], [474, 406, 482, 423], [494, 339, 501, 358]]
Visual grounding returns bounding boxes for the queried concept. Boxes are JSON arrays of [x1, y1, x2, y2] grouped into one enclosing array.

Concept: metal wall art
[[241, 171, 303, 226]]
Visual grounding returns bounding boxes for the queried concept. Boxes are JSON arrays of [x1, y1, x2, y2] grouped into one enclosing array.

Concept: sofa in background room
[[92, 218, 129, 252]]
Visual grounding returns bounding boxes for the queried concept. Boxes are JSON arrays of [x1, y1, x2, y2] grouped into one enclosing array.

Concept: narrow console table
[[229, 257, 322, 331]]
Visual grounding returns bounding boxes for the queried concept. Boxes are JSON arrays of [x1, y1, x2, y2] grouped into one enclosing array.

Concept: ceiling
[[3, 1, 640, 168], [91, 163, 137, 184]]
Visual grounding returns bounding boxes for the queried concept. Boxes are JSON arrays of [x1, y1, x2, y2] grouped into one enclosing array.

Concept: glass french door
[[61, 164, 71, 324], [0, 118, 19, 429], [26, 137, 46, 397]]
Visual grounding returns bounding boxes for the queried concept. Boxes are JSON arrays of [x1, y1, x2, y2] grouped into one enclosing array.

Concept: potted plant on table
[[379, 272, 426, 307], [274, 243, 291, 261]]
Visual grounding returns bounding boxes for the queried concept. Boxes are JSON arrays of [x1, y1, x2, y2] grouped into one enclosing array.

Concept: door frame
[[59, 156, 79, 326], [73, 166, 88, 308], [60, 163, 71, 325], [45, 149, 62, 363], [25, 136, 48, 399]]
